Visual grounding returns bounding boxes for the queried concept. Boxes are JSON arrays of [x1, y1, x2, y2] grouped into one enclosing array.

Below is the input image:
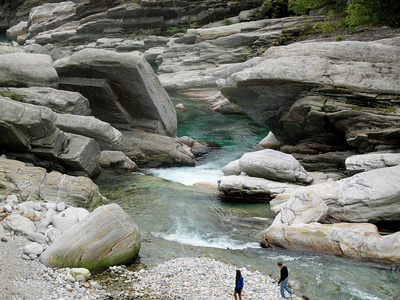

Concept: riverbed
[[95, 92, 400, 300]]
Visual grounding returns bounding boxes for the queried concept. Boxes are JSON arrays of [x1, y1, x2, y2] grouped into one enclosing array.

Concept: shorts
[[235, 288, 242, 295]]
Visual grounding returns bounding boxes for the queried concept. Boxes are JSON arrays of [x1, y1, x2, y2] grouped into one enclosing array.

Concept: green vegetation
[[184, 18, 198, 29], [260, 0, 400, 28], [166, 27, 185, 35], [222, 18, 234, 26], [0, 91, 25, 102]]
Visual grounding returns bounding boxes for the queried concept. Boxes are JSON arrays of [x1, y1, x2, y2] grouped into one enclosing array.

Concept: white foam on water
[[146, 163, 223, 186], [153, 231, 259, 250]]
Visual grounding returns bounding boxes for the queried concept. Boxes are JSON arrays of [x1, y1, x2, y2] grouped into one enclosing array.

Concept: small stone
[[4, 204, 13, 213], [6, 194, 18, 205], [28, 253, 38, 260], [56, 202, 66, 212]]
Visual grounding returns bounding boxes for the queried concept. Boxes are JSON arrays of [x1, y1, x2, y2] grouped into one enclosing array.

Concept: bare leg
[[234, 290, 238, 300]]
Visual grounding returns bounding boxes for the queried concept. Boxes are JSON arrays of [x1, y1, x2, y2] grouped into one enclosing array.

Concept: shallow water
[[95, 93, 400, 300]]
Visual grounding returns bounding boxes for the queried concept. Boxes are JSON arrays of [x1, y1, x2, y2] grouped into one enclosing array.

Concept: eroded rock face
[[219, 37, 400, 153], [0, 87, 91, 115], [55, 114, 122, 150], [55, 49, 177, 137], [115, 129, 194, 167], [5, 0, 261, 45], [265, 222, 400, 264], [345, 152, 400, 174], [0, 157, 104, 210], [0, 97, 101, 177], [40, 203, 141, 273], [270, 165, 400, 224], [0, 53, 58, 88]]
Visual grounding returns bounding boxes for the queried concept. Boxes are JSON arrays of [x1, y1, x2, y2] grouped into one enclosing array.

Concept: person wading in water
[[234, 269, 244, 300], [277, 261, 294, 298]]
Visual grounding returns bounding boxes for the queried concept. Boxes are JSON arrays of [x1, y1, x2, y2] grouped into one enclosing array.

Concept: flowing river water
[[95, 92, 400, 300]]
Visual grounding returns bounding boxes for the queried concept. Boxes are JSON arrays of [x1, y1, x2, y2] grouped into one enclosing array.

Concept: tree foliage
[[265, 0, 400, 28], [346, 0, 400, 28]]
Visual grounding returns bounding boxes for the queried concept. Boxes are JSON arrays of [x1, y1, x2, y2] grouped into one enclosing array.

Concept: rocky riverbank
[[0, 236, 302, 300]]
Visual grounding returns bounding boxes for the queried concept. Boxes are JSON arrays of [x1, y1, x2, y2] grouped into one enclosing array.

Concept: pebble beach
[[0, 235, 301, 300]]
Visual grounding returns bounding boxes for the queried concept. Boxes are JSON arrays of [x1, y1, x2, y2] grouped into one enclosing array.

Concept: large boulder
[[0, 97, 101, 177], [219, 37, 400, 153], [327, 165, 400, 223], [238, 149, 313, 184], [270, 165, 400, 223], [55, 114, 122, 150], [2, 214, 36, 235], [0, 158, 104, 209], [218, 175, 301, 200], [0, 87, 91, 115], [345, 152, 400, 174], [115, 129, 194, 167], [0, 53, 58, 88], [0, 97, 65, 156], [99, 151, 139, 171], [265, 222, 400, 264], [58, 133, 101, 178], [40, 203, 141, 273], [54, 49, 177, 137], [271, 189, 329, 226]]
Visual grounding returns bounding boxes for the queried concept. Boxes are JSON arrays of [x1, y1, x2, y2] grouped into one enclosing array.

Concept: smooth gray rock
[[46, 227, 61, 243], [56, 202, 65, 212], [0, 97, 65, 157], [61, 207, 90, 222], [6, 194, 19, 205], [26, 232, 47, 244], [55, 49, 177, 137], [59, 133, 101, 178], [4, 204, 13, 213], [219, 37, 400, 153], [2, 214, 36, 235], [327, 165, 400, 223], [40, 203, 141, 273], [24, 242, 44, 256], [264, 222, 400, 264], [218, 175, 301, 200], [345, 152, 400, 174], [39, 171, 104, 210], [115, 129, 194, 168], [52, 213, 79, 233], [221, 159, 241, 176], [36, 208, 57, 233], [55, 114, 122, 150], [0, 53, 58, 88], [272, 165, 400, 223], [238, 149, 313, 184], [270, 189, 329, 227], [0, 157, 104, 209], [0, 87, 91, 115], [99, 151, 139, 171]]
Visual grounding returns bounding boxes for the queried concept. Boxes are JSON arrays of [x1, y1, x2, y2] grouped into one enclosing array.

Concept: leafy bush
[[346, 0, 400, 28], [222, 18, 234, 26]]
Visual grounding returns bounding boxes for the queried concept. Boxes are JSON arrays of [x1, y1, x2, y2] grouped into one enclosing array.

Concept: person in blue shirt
[[277, 261, 294, 298], [234, 269, 244, 300]]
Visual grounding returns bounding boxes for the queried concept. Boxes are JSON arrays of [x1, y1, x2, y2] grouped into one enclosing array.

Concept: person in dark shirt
[[234, 269, 244, 300], [277, 261, 294, 298]]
